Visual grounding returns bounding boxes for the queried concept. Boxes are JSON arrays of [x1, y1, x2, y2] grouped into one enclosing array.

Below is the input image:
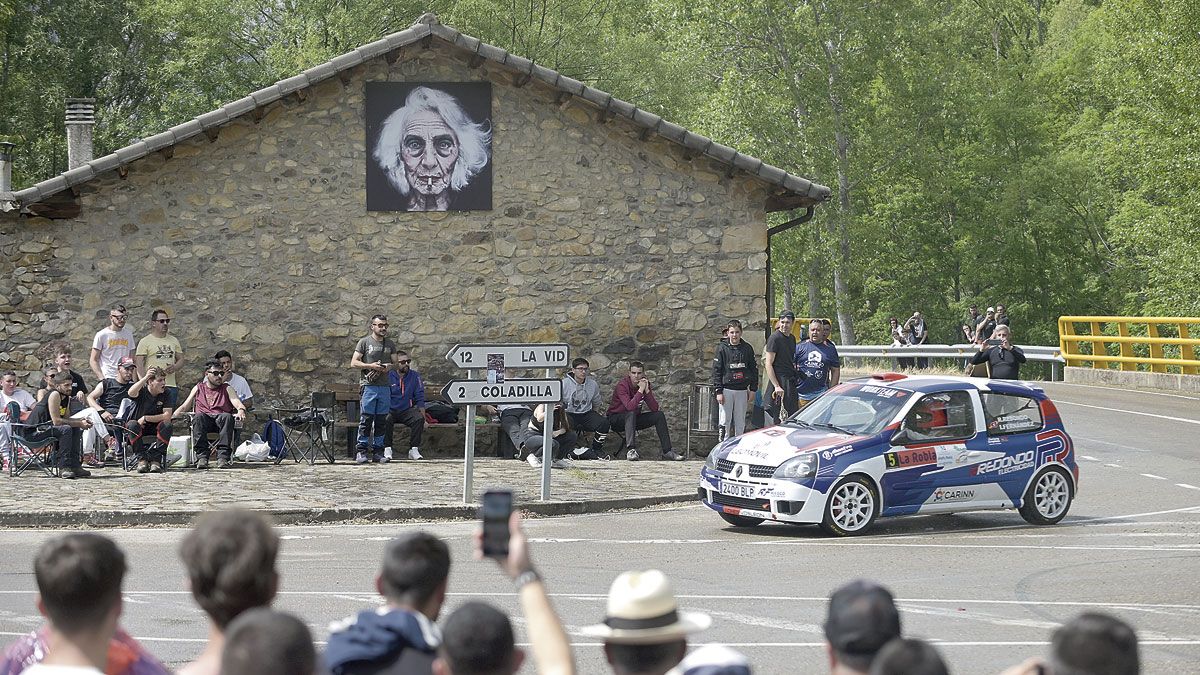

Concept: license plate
[[719, 481, 755, 498]]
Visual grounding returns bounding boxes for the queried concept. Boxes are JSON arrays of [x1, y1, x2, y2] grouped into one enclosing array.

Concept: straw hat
[[580, 570, 712, 644]]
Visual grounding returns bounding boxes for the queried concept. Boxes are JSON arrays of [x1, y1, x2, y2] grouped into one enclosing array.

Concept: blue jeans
[[357, 385, 391, 451]]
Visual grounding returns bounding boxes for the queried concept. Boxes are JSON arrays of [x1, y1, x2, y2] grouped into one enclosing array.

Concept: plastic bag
[[234, 433, 271, 461]]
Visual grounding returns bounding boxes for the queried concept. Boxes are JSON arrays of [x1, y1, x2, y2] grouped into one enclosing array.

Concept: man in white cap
[[582, 570, 713, 675]]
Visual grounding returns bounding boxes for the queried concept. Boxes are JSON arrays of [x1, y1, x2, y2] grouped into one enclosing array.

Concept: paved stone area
[[0, 456, 701, 527]]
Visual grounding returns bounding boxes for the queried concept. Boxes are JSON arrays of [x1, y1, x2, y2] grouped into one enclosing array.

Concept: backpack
[[425, 402, 459, 424], [262, 418, 287, 458]]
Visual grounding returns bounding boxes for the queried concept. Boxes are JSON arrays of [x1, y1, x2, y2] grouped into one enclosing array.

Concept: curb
[[0, 493, 699, 529]]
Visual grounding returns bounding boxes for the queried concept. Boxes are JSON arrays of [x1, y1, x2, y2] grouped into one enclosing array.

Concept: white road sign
[[440, 378, 563, 405], [445, 343, 570, 369]]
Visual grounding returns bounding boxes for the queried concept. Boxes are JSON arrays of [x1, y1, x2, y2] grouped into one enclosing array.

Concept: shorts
[[360, 385, 391, 416]]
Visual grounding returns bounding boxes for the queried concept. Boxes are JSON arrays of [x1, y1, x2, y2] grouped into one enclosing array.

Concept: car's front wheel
[[1019, 466, 1073, 525], [719, 511, 764, 527], [820, 475, 879, 536]]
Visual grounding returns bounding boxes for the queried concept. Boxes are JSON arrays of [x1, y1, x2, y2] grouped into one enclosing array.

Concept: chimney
[[65, 98, 96, 170], [0, 141, 14, 192]]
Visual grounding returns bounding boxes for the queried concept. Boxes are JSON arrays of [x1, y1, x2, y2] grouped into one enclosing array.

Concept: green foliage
[[1, 0, 1194, 339]]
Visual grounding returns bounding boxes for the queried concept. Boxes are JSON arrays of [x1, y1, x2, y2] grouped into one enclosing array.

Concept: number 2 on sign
[[462, 352, 473, 364], [458, 386, 466, 398]]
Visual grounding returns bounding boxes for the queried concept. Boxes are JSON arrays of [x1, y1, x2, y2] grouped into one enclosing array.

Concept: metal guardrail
[[1058, 316, 1200, 375], [835, 343, 1063, 361], [833, 343, 1065, 380]]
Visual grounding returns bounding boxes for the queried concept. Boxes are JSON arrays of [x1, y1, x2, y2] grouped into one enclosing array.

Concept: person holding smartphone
[[969, 325, 1026, 379]]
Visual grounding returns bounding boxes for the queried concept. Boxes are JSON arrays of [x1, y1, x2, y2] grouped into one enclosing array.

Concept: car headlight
[[704, 451, 720, 469], [773, 454, 817, 480]]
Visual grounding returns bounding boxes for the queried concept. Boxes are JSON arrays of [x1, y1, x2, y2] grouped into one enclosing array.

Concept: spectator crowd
[[0, 509, 1141, 675]]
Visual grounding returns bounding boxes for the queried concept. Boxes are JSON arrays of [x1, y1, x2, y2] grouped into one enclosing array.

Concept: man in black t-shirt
[[84, 356, 140, 462], [764, 312, 798, 424], [125, 369, 174, 473]]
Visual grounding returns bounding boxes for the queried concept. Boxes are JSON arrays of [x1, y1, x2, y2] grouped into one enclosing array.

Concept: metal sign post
[[541, 367, 553, 500], [445, 344, 568, 504]]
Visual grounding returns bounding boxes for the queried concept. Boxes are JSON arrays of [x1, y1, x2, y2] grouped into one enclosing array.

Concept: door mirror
[[890, 428, 912, 446]]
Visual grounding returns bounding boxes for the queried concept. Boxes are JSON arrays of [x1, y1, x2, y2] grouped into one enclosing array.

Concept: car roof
[[851, 373, 1048, 398]]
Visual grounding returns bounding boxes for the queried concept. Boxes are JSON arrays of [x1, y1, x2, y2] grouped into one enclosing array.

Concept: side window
[[981, 392, 1044, 435], [902, 391, 976, 441]]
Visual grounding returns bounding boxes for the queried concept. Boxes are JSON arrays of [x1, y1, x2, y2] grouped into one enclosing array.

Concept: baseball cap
[[823, 580, 901, 656], [986, 306, 995, 313], [117, 356, 137, 369], [779, 311, 796, 320]]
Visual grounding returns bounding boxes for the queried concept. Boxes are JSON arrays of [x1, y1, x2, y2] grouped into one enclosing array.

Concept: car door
[[976, 391, 1046, 505], [880, 390, 988, 515]]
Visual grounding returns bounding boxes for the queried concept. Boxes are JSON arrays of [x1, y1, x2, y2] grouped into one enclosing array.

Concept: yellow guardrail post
[[1147, 323, 1165, 373], [1058, 316, 1200, 375]]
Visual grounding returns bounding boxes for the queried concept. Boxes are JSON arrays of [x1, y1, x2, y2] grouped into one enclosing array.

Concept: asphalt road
[[1, 381, 1198, 674]]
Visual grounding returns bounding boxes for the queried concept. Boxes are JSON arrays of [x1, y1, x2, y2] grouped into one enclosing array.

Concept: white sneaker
[[627, 449, 640, 461], [527, 454, 542, 468], [383, 446, 393, 461], [408, 447, 423, 460]]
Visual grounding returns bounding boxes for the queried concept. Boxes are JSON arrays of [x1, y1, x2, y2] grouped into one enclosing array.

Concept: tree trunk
[[823, 38, 858, 345], [783, 275, 794, 316]]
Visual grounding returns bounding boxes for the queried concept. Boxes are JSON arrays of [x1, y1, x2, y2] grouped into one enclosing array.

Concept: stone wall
[[0, 41, 771, 453]]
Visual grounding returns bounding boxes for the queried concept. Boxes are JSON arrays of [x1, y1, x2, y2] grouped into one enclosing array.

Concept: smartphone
[[480, 489, 513, 557], [986, 339, 1003, 346]]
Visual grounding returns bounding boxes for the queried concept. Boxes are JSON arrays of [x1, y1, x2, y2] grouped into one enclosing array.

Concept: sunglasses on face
[[156, 318, 171, 324], [111, 314, 126, 320], [207, 370, 226, 376], [397, 359, 411, 364]]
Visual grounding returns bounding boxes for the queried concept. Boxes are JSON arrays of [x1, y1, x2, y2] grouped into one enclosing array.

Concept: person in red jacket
[[606, 361, 682, 461]]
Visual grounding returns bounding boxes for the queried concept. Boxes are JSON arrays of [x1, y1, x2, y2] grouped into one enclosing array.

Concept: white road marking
[[1142, 473, 1167, 480], [751, 541, 1200, 552], [702, 609, 823, 635], [1055, 400, 1200, 426], [1049, 382, 1200, 400], [900, 604, 1060, 630], [1076, 438, 1149, 453], [6, 590, 1199, 611], [1080, 455, 1100, 461], [1179, 484, 1200, 491], [531, 640, 1200, 648], [1104, 463, 1121, 468]]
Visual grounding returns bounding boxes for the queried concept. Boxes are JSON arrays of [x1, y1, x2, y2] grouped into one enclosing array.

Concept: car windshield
[[785, 383, 912, 436]]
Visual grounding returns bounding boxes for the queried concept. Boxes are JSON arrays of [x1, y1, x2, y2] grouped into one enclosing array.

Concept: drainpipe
[[0, 141, 14, 192], [65, 98, 96, 170], [765, 205, 816, 323]]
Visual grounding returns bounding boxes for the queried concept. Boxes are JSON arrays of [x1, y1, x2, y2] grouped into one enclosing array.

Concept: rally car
[[698, 373, 1077, 536]]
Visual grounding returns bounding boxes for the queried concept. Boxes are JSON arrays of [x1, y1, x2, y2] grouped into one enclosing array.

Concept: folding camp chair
[[273, 392, 337, 465], [8, 421, 61, 478]]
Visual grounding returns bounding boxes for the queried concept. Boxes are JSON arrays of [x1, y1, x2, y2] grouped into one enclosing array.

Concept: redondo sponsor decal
[[971, 450, 1035, 477]]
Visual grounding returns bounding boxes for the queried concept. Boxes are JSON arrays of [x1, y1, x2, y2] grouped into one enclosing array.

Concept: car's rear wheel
[[1019, 466, 1073, 525], [719, 511, 764, 527], [820, 475, 879, 536]]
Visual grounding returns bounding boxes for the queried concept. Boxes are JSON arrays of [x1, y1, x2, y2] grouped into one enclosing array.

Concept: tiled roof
[[7, 13, 830, 212]]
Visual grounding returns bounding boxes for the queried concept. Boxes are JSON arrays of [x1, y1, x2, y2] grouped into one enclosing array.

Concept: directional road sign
[[445, 343, 570, 369], [440, 378, 563, 405]]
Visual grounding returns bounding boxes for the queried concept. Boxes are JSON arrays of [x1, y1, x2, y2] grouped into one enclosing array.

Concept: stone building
[[0, 14, 828, 452]]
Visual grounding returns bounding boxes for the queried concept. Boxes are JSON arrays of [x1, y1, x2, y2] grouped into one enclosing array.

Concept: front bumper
[[698, 467, 826, 523]]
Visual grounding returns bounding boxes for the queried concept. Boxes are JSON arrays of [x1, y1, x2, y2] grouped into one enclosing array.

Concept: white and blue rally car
[[698, 373, 1078, 536]]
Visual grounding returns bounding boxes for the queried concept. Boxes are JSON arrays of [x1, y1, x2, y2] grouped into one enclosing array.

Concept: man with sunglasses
[[384, 350, 425, 462], [350, 315, 400, 464], [135, 309, 184, 407], [89, 304, 135, 381], [174, 360, 248, 469]]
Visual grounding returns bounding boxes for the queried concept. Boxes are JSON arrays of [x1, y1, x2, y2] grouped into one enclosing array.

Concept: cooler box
[[168, 435, 194, 465]]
